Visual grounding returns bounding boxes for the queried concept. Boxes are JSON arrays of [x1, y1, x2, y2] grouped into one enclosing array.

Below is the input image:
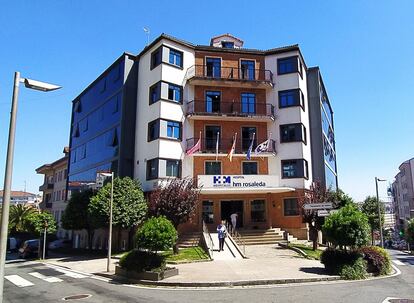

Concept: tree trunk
[[87, 229, 94, 251], [117, 226, 122, 252], [313, 239, 318, 251], [371, 229, 374, 246], [173, 224, 179, 254], [128, 227, 135, 250]]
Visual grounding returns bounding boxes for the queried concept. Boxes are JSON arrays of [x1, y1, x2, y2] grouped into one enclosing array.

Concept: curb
[[278, 243, 309, 259]]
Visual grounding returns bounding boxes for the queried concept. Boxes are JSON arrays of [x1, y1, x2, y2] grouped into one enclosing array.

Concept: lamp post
[[42, 221, 48, 260], [99, 172, 114, 272], [375, 177, 386, 248], [0, 72, 61, 303]]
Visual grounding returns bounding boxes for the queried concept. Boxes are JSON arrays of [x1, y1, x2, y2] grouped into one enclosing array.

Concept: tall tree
[[89, 177, 147, 250], [61, 189, 96, 250], [360, 196, 385, 245], [9, 204, 36, 233], [332, 189, 354, 208], [148, 177, 200, 254], [27, 211, 57, 234]]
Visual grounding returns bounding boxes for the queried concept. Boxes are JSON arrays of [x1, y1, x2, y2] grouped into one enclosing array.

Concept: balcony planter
[[115, 265, 178, 281]]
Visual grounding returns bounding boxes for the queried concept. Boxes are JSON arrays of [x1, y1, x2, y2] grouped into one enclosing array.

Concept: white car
[[48, 239, 72, 250]]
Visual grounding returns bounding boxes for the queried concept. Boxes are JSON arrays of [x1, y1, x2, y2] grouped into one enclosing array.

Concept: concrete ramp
[[210, 233, 244, 260]]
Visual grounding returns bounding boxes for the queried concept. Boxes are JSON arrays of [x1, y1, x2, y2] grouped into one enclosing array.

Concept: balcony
[[39, 182, 54, 191], [186, 137, 276, 156], [186, 65, 274, 89], [186, 100, 275, 121]]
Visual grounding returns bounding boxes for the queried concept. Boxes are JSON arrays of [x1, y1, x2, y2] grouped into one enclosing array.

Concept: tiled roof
[[0, 190, 37, 197]]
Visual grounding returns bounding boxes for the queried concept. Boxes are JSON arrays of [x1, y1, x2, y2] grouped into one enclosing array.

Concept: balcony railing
[[186, 65, 273, 84], [39, 182, 54, 191], [187, 100, 275, 119], [186, 137, 276, 155]]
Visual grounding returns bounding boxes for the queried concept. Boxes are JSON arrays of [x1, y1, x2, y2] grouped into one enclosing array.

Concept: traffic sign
[[317, 210, 330, 217], [303, 202, 333, 210]]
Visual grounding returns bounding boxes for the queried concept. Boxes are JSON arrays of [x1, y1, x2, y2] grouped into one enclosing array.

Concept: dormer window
[[221, 41, 234, 48]]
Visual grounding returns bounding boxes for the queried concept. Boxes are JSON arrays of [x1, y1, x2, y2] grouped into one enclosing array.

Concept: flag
[[215, 132, 219, 161], [227, 133, 237, 162], [254, 139, 269, 155], [246, 133, 255, 160], [186, 133, 201, 155]]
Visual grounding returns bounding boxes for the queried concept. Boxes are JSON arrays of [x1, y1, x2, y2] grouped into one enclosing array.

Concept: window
[[205, 161, 221, 175], [280, 123, 306, 143], [241, 93, 256, 114], [151, 47, 162, 69], [168, 84, 182, 102], [74, 100, 82, 113], [112, 96, 119, 114], [206, 91, 221, 113], [284, 198, 299, 216], [146, 159, 158, 180], [148, 120, 159, 141], [221, 41, 234, 48], [242, 162, 258, 175], [166, 160, 180, 177], [240, 60, 255, 80], [79, 145, 86, 160], [107, 128, 118, 147], [251, 200, 266, 222], [205, 126, 221, 151], [281, 159, 309, 179], [202, 201, 214, 223], [64, 169, 67, 179], [277, 56, 299, 75], [206, 57, 221, 78], [80, 118, 88, 133], [278, 89, 304, 109], [168, 48, 183, 68], [241, 127, 257, 151], [72, 123, 80, 138], [166, 121, 181, 139], [149, 82, 161, 104], [100, 78, 106, 93]]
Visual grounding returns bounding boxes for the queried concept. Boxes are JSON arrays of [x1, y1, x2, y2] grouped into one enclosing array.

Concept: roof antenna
[[143, 27, 150, 46]]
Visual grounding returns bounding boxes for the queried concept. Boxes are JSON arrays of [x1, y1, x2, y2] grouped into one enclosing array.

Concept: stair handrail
[[226, 223, 246, 256], [202, 220, 214, 258]]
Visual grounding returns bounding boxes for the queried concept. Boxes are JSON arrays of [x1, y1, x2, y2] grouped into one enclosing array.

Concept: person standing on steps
[[230, 212, 238, 231], [217, 220, 227, 251]]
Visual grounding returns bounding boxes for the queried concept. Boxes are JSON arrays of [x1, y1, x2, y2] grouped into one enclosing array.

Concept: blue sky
[[0, 1, 413, 201]]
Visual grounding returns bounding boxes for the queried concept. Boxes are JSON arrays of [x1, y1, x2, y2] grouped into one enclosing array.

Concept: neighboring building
[[67, 53, 138, 190], [392, 158, 414, 230], [36, 147, 69, 239], [307, 67, 338, 190], [67, 33, 338, 241], [0, 191, 38, 206]]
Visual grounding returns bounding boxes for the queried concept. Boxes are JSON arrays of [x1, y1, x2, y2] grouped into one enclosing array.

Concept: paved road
[[4, 249, 414, 303]]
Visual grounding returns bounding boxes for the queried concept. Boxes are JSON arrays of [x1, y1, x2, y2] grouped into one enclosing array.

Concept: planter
[[115, 265, 178, 281]]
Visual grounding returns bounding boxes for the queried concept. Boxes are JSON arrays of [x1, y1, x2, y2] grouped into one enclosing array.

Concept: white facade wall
[[265, 51, 312, 190], [135, 39, 195, 191]]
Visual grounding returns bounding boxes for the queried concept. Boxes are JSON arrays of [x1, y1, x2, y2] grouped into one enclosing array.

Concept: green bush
[[359, 246, 391, 275], [135, 216, 177, 252], [320, 248, 362, 274], [323, 204, 370, 249], [340, 257, 368, 280], [119, 249, 166, 272]]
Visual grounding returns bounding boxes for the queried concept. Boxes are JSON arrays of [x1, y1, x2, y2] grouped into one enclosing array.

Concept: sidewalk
[[43, 246, 339, 287]]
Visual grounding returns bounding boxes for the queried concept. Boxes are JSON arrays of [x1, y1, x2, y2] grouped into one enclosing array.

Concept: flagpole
[[215, 131, 219, 162]]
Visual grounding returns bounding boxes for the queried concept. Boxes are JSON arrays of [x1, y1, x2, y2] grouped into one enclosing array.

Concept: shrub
[[359, 246, 391, 275], [135, 216, 177, 252], [323, 204, 370, 249], [320, 248, 362, 274], [119, 249, 166, 272], [340, 257, 368, 280]]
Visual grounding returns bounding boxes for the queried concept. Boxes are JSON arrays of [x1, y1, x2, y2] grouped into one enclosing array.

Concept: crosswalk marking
[[28, 272, 63, 283], [392, 260, 406, 266], [46, 265, 88, 279], [5, 275, 34, 287]]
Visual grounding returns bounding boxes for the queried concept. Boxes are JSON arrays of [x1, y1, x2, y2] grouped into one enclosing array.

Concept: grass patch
[[290, 244, 323, 260], [161, 246, 209, 262]]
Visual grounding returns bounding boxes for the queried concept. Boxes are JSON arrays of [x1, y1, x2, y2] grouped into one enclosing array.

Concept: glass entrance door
[[220, 200, 243, 228]]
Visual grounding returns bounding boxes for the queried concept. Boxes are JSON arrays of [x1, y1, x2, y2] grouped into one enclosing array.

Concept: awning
[[200, 187, 296, 195]]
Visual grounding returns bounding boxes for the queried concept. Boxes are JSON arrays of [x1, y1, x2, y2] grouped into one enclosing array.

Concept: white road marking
[[46, 265, 88, 279], [28, 272, 63, 283], [5, 275, 34, 287], [392, 260, 405, 266]]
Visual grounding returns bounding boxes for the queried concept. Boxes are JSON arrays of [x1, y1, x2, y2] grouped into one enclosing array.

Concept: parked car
[[48, 239, 72, 250], [7, 237, 18, 253], [18, 239, 40, 259]]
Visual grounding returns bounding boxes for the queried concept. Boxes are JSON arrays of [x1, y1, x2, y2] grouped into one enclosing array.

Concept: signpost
[[317, 210, 330, 217], [303, 202, 333, 210]]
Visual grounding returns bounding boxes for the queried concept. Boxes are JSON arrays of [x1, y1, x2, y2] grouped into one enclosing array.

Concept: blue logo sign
[[213, 175, 231, 185]]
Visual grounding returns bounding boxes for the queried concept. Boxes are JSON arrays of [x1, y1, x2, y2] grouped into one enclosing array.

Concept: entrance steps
[[177, 232, 201, 249], [235, 228, 296, 246]]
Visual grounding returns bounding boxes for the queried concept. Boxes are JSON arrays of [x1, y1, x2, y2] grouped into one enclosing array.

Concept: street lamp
[[99, 172, 114, 272], [0, 72, 61, 303], [375, 177, 386, 248]]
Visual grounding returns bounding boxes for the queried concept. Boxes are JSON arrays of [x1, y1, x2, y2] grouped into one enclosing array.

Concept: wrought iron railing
[[187, 100, 275, 119], [187, 65, 273, 83]]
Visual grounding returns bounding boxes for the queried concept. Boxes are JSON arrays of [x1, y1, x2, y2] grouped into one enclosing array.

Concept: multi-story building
[[68, 33, 338, 240], [392, 158, 414, 230], [36, 147, 69, 238], [0, 191, 39, 206], [307, 67, 338, 190]]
